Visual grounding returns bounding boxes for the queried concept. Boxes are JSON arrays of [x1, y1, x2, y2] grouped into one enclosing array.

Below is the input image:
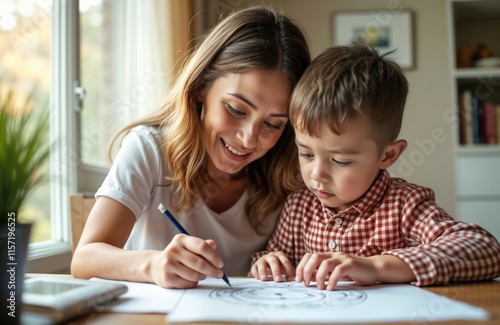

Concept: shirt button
[[334, 218, 342, 228], [328, 240, 336, 249]]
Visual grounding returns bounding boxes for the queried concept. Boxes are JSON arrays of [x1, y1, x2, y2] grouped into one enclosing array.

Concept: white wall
[[239, 0, 456, 215]]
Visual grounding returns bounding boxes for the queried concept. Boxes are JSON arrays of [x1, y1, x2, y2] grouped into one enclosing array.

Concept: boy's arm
[[384, 192, 500, 286], [251, 191, 307, 266], [250, 191, 310, 282]]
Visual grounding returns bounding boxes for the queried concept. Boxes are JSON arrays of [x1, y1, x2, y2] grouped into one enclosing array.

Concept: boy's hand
[[295, 252, 379, 290], [250, 251, 295, 282]]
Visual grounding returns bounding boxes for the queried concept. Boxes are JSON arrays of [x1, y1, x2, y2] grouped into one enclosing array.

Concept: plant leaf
[[0, 84, 52, 218]]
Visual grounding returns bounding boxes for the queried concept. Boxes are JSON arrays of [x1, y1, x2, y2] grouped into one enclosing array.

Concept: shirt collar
[[322, 169, 391, 218], [351, 169, 390, 215]]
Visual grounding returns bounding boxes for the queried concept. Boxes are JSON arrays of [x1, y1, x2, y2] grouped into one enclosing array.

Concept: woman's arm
[[71, 197, 149, 281], [71, 197, 225, 288]]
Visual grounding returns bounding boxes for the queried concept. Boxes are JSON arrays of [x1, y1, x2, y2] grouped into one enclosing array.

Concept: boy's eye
[[299, 152, 313, 159], [332, 158, 351, 166]]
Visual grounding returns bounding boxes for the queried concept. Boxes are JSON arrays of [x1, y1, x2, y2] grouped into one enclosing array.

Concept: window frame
[[27, 0, 80, 273], [27, 0, 194, 272]]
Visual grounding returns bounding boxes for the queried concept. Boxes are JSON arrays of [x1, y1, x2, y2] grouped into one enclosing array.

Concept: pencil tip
[[222, 274, 231, 287]]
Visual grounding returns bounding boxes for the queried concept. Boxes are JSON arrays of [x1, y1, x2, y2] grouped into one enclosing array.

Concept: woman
[[71, 6, 310, 289]]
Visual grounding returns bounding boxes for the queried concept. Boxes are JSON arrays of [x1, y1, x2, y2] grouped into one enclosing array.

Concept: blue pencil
[[158, 203, 231, 287]]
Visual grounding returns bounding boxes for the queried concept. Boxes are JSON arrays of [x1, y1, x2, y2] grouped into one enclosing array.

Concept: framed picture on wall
[[332, 11, 414, 69]]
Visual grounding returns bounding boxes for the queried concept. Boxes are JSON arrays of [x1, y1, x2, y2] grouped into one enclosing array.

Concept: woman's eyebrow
[[228, 93, 256, 109], [228, 92, 289, 118]]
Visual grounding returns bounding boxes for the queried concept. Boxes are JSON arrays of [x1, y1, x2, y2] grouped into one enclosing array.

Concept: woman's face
[[200, 70, 291, 175]]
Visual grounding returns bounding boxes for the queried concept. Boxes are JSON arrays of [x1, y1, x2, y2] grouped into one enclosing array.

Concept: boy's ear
[[379, 139, 407, 169]]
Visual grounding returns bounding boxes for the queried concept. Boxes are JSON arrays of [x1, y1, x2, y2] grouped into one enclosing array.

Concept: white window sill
[[26, 241, 72, 274]]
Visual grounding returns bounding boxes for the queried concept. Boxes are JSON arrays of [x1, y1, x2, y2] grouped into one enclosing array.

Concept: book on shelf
[[459, 90, 498, 145], [497, 104, 500, 144], [483, 101, 498, 144], [471, 95, 482, 144], [459, 90, 473, 145]]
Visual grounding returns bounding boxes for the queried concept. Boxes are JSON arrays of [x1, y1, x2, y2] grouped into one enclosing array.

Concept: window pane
[[0, 0, 52, 242], [80, 0, 113, 166], [80, 0, 171, 167]]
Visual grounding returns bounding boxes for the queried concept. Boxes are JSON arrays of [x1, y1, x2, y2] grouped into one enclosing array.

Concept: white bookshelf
[[448, 0, 500, 240], [453, 67, 500, 79]]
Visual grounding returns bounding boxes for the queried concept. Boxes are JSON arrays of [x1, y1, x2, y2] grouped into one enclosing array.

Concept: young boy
[[250, 44, 500, 291]]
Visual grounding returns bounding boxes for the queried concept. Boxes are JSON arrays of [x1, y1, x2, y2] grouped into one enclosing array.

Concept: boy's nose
[[310, 161, 329, 183]]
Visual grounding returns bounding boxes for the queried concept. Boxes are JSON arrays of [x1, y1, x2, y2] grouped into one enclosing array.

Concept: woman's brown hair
[[111, 6, 310, 233]]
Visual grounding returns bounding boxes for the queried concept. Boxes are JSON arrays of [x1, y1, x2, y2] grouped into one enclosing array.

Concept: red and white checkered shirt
[[252, 170, 500, 286]]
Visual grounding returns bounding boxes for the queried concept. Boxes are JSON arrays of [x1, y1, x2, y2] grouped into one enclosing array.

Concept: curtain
[[108, 0, 196, 122]]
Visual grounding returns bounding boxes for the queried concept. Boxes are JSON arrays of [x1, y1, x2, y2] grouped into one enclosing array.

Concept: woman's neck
[[203, 162, 249, 213]]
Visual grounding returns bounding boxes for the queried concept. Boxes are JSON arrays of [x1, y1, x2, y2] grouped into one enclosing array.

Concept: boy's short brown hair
[[290, 43, 408, 150]]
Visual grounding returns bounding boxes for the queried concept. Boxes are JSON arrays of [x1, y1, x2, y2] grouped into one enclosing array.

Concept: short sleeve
[[95, 126, 165, 219]]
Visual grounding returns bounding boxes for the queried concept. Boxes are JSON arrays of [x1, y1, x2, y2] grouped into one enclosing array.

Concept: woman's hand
[[150, 234, 225, 289], [72, 197, 228, 289], [295, 252, 415, 291], [250, 251, 295, 282]]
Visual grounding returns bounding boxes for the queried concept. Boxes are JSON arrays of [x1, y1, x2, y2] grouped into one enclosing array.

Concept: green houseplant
[[0, 84, 51, 324]]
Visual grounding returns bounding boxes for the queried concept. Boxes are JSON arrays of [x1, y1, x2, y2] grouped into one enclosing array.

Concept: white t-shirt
[[95, 125, 280, 275]]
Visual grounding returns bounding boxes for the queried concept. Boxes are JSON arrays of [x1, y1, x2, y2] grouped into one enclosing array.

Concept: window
[[1, 0, 197, 272], [0, 0, 75, 272], [80, 0, 108, 166], [0, 1, 53, 243], [78, 0, 176, 192]]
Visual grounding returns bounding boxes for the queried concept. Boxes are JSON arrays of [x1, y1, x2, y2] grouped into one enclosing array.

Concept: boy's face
[[295, 116, 384, 213]]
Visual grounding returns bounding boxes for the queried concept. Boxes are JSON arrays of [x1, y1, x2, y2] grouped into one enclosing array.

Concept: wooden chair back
[[69, 194, 96, 254]]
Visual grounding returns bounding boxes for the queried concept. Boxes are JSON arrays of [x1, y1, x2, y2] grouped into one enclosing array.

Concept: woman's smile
[[221, 138, 250, 161]]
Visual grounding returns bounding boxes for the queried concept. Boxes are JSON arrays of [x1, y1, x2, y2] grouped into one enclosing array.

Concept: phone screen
[[25, 280, 85, 295]]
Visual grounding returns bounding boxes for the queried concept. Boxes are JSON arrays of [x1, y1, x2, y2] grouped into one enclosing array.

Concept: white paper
[[167, 277, 489, 323], [90, 278, 184, 313]]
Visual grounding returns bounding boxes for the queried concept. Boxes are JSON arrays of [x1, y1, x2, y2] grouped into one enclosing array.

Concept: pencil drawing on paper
[[209, 282, 367, 308]]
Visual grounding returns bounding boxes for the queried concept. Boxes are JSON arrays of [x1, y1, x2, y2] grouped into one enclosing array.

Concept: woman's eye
[[225, 103, 245, 116], [264, 121, 282, 130], [332, 159, 351, 166]]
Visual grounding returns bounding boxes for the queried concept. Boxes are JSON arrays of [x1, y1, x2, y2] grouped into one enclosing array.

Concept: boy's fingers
[[327, 267, 343, 291], [251, 260, 272, 281], [252, 252, 293, 282], [295, 253, 312, 283], [268, 256, 285, 282], [326, 275, 339, 291], [250, 264, 259, 279], [302, 254, 320, 286], [261, 272, 271, 281], [315, 261, 334, 290], [259, 265, 271, 281], [278, 255, 295, 281]]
